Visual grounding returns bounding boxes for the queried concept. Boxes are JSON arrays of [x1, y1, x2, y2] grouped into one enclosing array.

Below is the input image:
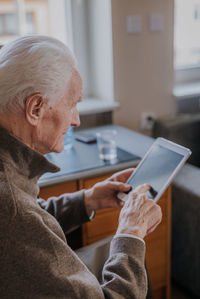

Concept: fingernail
[[125, 184, 131, 188]]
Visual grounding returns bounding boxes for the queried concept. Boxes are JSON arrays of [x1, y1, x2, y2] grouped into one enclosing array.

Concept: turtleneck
[[0, 125, 59, 197]]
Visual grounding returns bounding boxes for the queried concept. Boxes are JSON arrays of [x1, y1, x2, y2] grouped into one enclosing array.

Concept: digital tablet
[[117, 137, 191, 202]]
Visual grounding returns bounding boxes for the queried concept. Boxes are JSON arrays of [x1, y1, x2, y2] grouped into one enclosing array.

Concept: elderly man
[[0, 36, 162, 298]]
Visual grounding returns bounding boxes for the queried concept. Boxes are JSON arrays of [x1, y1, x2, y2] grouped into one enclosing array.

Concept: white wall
[[111, 0, 176, 132]]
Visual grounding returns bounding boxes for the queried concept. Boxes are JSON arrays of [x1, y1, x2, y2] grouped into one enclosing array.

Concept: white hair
[[0, 35, 76, 113]]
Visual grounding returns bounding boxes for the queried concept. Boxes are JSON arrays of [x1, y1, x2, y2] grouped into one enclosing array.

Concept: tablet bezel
[[118, 137, 191, 203]]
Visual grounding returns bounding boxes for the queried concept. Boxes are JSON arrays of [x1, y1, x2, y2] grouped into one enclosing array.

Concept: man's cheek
[[52, 135, 65, 153]]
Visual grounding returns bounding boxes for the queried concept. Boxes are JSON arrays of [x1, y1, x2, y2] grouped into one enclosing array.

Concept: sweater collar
[[0, 125, 60, 180]]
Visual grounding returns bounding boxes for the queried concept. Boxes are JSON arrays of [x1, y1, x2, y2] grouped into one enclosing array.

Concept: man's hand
[[108, 168, 134, 184], [84, 168, 134, 216], [116, 184, 162, 239]]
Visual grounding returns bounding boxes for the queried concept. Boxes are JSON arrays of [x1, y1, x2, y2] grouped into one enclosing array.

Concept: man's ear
[[25, 93, 45, 126]]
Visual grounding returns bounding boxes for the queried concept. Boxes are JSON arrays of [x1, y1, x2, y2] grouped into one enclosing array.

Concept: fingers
[[109, 168, 135, 183], [134, 184, 150, 194], [135, 197, 162, 235], [117, 168, 135, 182], [120, 190, 162, 237], [107, 181, 132, 193], [124, 184, 150, 204], [147, 219, 161, 234], [145, 203, 162, 230], [135, 196, 154, 216], [129, 192, 146, 208]]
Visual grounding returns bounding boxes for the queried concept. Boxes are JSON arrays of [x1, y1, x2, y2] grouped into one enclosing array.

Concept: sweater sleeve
[[36, 192, 147, 298], [101, 236, 147, 299], [37, 190, 90, 234]]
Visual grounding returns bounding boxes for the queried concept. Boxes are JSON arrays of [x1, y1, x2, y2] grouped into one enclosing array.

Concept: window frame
[[174, 0, 200, 86], [0, 0, 118, 114]]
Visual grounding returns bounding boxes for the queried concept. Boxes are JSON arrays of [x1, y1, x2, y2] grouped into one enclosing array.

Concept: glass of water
[[96, 129, 117, 161], [64, 126, 74, 150]]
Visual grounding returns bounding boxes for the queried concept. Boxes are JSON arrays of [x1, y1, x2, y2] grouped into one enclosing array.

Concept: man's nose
[[71, 109, 80, 127]]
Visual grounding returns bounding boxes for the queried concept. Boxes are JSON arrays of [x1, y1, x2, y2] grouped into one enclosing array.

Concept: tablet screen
[[128, 144, 184, 199]]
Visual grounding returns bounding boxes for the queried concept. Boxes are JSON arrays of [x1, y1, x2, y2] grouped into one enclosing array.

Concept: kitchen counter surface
[[39, 125, 154, 187]]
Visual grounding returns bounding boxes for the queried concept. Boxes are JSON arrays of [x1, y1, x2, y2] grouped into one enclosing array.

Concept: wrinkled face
[[35, 69, 82, 154]]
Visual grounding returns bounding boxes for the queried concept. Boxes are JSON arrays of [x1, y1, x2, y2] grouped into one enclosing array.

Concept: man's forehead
[[71, 70, 82, 94], [65, 70, 82, 104]]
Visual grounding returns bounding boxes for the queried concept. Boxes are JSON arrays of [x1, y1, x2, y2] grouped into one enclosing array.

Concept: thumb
[[108, 181, 131, 193]]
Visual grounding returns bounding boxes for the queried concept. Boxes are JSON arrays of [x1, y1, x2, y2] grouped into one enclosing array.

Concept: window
[[0, 0, 117, 113], [0, 12, 34, 35], [0, 0, 71, 46], [174, 0, 200, 85], [175, 0, 200, 69]]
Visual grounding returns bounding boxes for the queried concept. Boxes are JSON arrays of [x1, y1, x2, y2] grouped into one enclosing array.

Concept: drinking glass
[[96, 129, 117, 160]]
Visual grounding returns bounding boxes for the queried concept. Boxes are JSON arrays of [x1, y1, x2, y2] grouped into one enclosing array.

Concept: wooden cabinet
[[39, 180, 78, 199], [40, 173, 171, 299], [145, 187, 171, 299]]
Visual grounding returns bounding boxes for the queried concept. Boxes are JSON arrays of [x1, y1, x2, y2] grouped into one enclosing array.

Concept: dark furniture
[[153, 113, 200, 167], [153, 114, 200, 298]]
